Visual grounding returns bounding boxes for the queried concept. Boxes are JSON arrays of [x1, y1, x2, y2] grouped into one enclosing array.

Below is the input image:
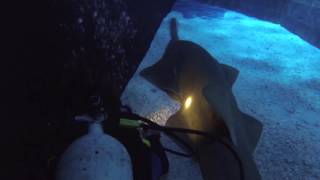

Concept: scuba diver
[[56, 18, 262, 180]]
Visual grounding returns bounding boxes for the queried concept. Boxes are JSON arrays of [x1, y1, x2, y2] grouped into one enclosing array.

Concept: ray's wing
[[220, 63, 239, 87], [202, 83, 262, 180], [202, 83, 263, 153], [239, 112, 263, 154], [140, 57, 180, 97]]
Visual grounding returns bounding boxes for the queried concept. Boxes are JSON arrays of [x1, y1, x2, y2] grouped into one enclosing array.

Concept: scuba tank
[[56, 97, 133, 180]]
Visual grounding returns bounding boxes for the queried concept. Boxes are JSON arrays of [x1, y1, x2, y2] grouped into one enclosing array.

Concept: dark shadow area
[[4, 0, 175, 179]]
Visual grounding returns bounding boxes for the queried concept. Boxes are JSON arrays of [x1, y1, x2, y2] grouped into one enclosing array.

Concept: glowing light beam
[[184, 96, 193, 109]]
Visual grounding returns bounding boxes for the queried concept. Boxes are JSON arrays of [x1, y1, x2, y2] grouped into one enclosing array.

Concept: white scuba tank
[[56, 112, 133, 180]]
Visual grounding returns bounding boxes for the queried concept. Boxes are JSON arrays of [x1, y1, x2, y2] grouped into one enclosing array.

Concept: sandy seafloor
[[121, 1, 320, 179]]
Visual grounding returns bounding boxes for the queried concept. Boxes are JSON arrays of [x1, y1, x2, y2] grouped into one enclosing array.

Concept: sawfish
[[140, 18, 263, 180]]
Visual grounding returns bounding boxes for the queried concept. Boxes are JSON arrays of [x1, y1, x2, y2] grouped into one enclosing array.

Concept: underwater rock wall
[[281, 0, 320, 48], [204, 0, 320, 48], [206, 0, 287, 20]]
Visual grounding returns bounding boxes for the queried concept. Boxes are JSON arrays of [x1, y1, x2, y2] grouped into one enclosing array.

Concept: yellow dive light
[[184, 96, 193, 109]]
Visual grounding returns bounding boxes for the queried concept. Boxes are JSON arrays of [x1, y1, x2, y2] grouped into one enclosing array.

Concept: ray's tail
[[170, 18, 179, 41]]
